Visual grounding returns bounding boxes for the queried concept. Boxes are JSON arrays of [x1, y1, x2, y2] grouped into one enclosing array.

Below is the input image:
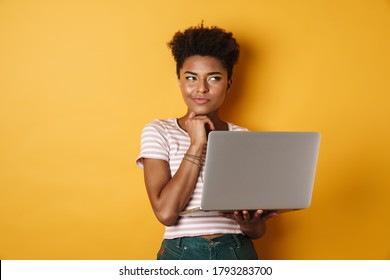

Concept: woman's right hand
[[185, 111, 215, 148]]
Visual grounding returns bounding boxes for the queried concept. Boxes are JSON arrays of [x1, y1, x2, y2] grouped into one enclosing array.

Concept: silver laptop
[[180, 131, 321, 216]]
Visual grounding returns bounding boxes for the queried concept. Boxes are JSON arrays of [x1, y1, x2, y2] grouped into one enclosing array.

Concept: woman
[[136, 24, 277, 260]]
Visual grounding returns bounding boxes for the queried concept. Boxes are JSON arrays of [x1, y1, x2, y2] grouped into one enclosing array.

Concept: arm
[[143, 112, 215, 226], [143, 144, 203, 226]]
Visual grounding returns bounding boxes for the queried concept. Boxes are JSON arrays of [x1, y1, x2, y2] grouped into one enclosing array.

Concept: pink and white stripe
[[136, 118, 248, 239]]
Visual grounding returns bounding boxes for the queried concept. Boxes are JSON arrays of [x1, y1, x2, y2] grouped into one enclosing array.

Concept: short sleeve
[[136, 120, 170, 169], [228, 122, 250, 132]]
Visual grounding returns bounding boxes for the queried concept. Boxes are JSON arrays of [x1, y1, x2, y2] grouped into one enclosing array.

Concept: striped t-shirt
[[136, 118, 248, 239]]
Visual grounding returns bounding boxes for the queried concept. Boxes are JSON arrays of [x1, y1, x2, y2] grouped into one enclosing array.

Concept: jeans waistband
[[173, 234, 246, 248]]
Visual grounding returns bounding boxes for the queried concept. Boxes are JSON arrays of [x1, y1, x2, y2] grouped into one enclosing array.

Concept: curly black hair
[[168, 23, 240, 79]]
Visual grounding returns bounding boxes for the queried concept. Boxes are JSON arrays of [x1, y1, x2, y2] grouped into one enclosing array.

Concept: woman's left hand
[[219, 210, 278, 239], [220, 210, 277, 225]]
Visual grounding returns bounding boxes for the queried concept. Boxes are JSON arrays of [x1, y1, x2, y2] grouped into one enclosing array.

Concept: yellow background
[[0, 0, 389, 259]]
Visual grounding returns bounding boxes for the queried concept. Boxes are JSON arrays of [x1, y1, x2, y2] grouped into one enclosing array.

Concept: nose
[[197, 79, 209, 93]]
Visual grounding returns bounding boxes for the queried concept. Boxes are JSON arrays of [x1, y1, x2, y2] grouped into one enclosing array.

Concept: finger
[[242, 210, 250, 220], [206, 119, 215, 131], [234, 211, 243, 221], [263, 211, 278, 221], [253, 210, 264, 219], [267, 211, 279, 219], [188, 111, 196, 118], [191, 114, 215, 130], [193, 115, 215, 130]]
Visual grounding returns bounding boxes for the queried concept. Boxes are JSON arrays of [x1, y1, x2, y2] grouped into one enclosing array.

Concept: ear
[[227, 79, 232, 92]]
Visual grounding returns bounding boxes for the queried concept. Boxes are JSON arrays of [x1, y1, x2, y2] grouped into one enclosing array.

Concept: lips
[[192, 98, 209, 104]]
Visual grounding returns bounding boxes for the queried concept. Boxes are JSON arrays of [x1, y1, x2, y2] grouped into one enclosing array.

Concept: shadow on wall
[[254, 218, 286, 260], [220, 37, 263, 125]]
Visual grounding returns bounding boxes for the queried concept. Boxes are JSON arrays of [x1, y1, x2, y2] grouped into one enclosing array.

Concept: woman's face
[[178, 55, 231, 117]]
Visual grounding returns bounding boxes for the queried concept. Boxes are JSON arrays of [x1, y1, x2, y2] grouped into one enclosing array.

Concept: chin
[[193, 110, 211, 116], [188, 104, 218, 116]]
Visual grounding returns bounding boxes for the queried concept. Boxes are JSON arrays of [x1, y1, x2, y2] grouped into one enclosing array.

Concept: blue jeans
[[157, 234, 258, 260]]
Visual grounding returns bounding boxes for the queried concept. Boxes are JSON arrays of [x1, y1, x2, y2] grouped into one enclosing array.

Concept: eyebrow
[[184, 71, 223, 76]]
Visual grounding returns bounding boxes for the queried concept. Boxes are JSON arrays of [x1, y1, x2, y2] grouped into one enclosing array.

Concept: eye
[[209, 76, 222, 81], [185, 76, 197, 81]]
